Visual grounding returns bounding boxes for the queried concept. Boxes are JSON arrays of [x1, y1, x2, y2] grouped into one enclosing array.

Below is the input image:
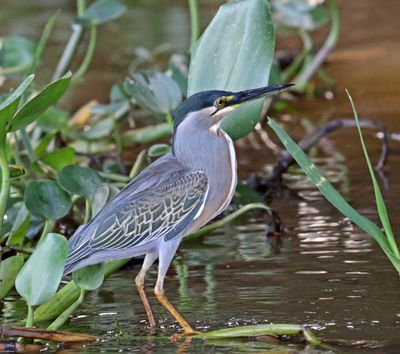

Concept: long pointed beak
[[231, 84, 293, 105]]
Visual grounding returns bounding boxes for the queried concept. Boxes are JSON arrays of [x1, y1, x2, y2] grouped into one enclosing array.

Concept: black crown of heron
[[64, 83, 291, 334]]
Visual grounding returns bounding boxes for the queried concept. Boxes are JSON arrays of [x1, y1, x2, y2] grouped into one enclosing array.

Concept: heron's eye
[[215, 97, 226, 108]]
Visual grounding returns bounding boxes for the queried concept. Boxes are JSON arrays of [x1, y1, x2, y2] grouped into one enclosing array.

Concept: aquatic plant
[[0, 0, 339, 347]]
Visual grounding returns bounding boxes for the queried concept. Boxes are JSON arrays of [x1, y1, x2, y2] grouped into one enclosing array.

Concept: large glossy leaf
[[0, 255, 24, 300], [10, 72, 72, 132], [124, 70, 182, 117], [25, 180, 72, 220], [188, 0, 274, 140], [72, 263, 105, 290], [15, 233, 68, 306], [58, 165, 102, 199], [80, 0, 127, 25]]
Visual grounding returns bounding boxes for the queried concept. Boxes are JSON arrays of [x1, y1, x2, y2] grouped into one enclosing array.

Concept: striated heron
[[63, 84, 291, 334]]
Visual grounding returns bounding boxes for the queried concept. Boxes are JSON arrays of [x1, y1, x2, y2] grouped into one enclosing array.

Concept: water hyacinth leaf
[[10, 72, 72, 131], [25, 180, 72, 220], [188, 0, 274, 140], [0, 36, 35, 75], [58, 165, 102, 199], [80, 0, 127, 25], [271, 0, 330, 31], [7, 204, 30, 246], [0, 255, 24, 300], [72, 263, 105, 290], [124, 70, 182, 117], [15, 233, 68, 306], [148, 143, 171, 157], [40, 146, 76, 171]]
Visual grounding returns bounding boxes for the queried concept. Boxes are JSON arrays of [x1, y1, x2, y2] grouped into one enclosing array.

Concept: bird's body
[[63, 84, 290, 334], [64, 124, 236, 273]]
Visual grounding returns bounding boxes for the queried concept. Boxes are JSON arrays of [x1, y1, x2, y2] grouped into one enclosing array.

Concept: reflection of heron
[[64, 85, 290, 334]]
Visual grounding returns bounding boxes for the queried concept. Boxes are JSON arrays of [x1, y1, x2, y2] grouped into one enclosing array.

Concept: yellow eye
[[215, 97, 226, 108]]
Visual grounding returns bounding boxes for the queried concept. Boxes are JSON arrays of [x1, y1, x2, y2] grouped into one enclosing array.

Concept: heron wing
[[66, 169, 208, 266]]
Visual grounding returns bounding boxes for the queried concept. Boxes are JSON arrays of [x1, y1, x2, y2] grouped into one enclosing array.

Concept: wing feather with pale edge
[[66, 170, 208, 266]]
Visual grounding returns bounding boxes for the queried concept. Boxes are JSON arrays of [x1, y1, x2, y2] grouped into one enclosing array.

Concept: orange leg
[[135, 253, 157, 330], [154, 280, 197, 335]]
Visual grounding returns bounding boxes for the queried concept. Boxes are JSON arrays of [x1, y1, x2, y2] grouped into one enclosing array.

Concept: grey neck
[[173, 112, 237, 220]]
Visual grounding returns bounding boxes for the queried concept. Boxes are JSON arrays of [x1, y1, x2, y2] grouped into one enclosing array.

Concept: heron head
[[172, 84, 293, 133]]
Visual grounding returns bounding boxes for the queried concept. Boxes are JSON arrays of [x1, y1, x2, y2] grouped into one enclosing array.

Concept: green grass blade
[[268, 118, 400, 273], [346, 90, 399, 258]]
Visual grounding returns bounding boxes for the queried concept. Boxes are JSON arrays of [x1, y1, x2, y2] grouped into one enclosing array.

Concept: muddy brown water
[[2, 1, 400, 353]]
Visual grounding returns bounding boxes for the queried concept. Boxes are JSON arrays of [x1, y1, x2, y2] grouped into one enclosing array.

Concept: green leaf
[[271, 0, 330, 31], [80, 118, 114, 140], [58, 165, 102, 199], [267, 118, 400, 272], [0, 74, 34, 112], [25, 180, 72, 220], [80, 0, 127, 25], [40, 146, 76, 171], [92, 183, 119, 217], [147, 143, 171, 157], [15, 233, 68, 306], [7, 203, 30, 246], [346, 90, 400, 258], [234, 180, 263, 205], [10, 72, 72, 131], [72, 263, 105, 290], [124, 70, 182, 117], [188, 0, 274, 140], [0, 36, 35, 75], [0, 255, 24, 300], [36, 106, 69, 132]]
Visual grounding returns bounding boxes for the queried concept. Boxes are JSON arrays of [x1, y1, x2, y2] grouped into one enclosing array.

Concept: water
[[2, 0, 400, 352]]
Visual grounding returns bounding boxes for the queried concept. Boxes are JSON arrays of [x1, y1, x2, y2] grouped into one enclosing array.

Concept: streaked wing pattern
[[66, 171, 208, 267]]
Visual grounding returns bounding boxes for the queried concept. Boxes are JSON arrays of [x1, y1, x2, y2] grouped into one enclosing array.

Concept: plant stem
[[84, 198, 91, 224], [186, 203, 271, 240], [294, 0, 340, 90], [129, 149, 147, 178], [26, 305, 34, 327], [47, 288, 85, 331], [39, 219, 55, 242], [188, 0, 200, 49], [77, 0, 86, 16], [27, 11, 60, 75], [19, 129, 36, 162], [0, 139, 10, 237], [72, 25, 97, 83]]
